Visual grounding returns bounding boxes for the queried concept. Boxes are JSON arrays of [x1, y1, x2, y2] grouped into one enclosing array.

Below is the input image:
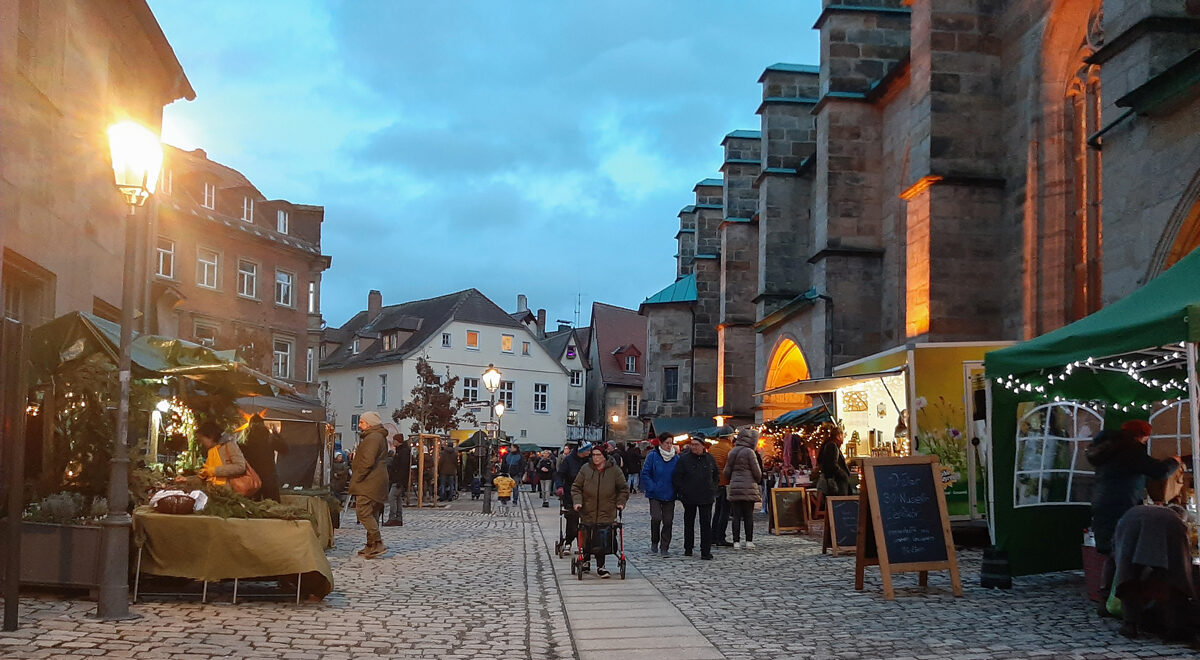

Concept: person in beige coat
[[349, 411, 389, 558], [723, 428, 763, 550]]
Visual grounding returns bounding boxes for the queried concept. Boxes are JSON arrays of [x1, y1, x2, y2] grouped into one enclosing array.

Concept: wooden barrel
[[980, 546, 1012, 589]]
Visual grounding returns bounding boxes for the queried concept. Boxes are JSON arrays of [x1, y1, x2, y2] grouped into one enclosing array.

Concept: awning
[[648, 416, 714, 437], [237, 394, 325, 423], [754, 366, 906, 397], [762, 404, 833, 430]]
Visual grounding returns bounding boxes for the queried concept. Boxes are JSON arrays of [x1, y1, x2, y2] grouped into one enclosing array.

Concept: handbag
[[221, 444, 262, 497]]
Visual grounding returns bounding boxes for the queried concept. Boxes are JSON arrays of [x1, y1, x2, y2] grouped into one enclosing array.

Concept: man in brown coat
[[350, 411, 389, 558]]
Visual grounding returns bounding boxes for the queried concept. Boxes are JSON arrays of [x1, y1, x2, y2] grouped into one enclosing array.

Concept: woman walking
[[724, 427, 763, 550]]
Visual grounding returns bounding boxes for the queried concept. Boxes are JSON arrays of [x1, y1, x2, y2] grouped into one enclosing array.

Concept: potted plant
[[1, 492, 107, 590]]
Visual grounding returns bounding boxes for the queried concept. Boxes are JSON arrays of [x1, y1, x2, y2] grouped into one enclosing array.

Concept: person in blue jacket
[[641, 433, 680, 556]]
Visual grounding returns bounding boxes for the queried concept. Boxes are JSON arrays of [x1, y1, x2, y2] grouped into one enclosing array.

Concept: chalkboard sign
[[769, 488, 808, 534], [823, 496, 859, 556], [854, 456, 962, 600]]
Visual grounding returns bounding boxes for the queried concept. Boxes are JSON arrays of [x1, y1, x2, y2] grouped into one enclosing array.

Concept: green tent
[[984, 245, 1200, 575], [763, 404, 834, 430]]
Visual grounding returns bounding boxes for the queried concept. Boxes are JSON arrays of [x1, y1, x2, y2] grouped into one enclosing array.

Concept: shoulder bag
[[222, 444, 262, 497]]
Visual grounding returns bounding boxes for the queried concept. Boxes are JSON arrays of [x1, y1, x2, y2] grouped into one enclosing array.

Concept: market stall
[[236, 394, 329, 489], [984, 245, 1200, 576]]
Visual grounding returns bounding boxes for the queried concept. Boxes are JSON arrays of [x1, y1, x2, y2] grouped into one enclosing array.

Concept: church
[[642, 0, 1200, 439]]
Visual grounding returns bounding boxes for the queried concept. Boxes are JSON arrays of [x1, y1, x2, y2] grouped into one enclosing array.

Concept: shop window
[[1013, 402, 1102, 508]]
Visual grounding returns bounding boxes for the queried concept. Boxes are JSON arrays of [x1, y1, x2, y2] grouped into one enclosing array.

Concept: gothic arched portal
[[762, 337, 812, 422], [1163, 187, 1200, 271]]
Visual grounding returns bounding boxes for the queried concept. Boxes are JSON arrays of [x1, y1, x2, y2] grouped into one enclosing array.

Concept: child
[[493, 473, 517, 513], [471, 476, 483, 500]]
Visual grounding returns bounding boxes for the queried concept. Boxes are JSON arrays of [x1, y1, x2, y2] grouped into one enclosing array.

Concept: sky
[[149, 1, 821, 330]]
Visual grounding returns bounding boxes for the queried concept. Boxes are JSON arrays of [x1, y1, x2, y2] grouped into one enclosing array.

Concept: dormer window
[[566, 345, 576, 359], [242, 197, 254, 222], [383, 331, 400, 351], [277, 209, 289, 234], [202, 182, 216, 209], [352, 338, 360, 355], [625, 356, 637, 373]]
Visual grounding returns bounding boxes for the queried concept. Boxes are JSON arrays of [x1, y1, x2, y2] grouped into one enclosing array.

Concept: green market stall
[[984, 246, 1200, 575]]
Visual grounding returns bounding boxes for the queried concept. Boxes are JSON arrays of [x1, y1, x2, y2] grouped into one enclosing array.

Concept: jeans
[[627, 472, 640, 493], [682, 502, 713, 556], [711, 486, 730, 542], [730, 500, 755, 542], [538, 478, 551, 503], [438, 475, 457, 500], [648, 499, 674, 550], [387, 484, 405, 523]]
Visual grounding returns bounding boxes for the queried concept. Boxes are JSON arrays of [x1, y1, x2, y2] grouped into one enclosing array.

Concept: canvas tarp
[[983, 245, 1200, 575], [763, 404, 834, 430]]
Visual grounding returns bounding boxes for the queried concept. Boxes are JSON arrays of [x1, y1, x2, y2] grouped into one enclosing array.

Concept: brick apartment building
[[152, 145, 330, 393]]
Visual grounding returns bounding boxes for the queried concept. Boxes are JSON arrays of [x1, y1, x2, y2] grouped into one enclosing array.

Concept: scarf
[[658, 445, 677, 462]]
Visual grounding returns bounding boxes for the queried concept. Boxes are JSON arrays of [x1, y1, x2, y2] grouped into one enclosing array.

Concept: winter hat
[[360, 411, 383, 427], [578, 441, 594, 453], [1121, 419, 1153, 438]]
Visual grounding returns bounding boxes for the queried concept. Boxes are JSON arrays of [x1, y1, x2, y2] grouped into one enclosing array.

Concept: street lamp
[[481, 364, 501, 513], [100, 120, 162, 620]]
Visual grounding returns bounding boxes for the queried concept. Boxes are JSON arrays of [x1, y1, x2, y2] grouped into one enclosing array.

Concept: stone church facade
[[642, 0, 1200, 425]]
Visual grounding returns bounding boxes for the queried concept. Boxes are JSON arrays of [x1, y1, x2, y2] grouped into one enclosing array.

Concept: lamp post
[[481, 364, 502, 513], [101, 121, 162, 620]]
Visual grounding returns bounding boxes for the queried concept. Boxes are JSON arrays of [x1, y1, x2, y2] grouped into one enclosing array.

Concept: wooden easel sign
[[769, 487, 809, 535], [854, 455, 962, 600], [823, 496, 859, 556]]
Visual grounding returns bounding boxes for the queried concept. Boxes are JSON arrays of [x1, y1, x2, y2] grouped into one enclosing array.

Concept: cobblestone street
[[0, 492, 1198, 659]]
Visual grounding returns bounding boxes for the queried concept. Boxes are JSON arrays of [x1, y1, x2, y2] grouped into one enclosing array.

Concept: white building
[[538, 323, 592, 439], [319, 289, 570, 452]]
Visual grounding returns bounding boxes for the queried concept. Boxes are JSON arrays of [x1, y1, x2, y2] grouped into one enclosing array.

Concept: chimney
[[367, 290, 382, 322], [536, 309, 546, 339], [558, 323, 571, 333], [192, 148, 207, 159], [517, 294, 528, 313]]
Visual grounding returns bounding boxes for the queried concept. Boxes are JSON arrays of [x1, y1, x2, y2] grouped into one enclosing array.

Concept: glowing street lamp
[[98, 120, 162, 621], [480, 364, 502, 514]]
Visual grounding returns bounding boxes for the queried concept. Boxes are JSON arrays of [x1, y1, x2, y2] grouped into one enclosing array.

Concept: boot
[[364, 541, 387, 558]]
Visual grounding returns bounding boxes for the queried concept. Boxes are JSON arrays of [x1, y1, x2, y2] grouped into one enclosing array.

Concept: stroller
[[570, 511, 626, 580]]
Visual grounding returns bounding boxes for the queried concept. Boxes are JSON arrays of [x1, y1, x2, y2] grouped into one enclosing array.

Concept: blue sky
[[150, 1, 821, 329]]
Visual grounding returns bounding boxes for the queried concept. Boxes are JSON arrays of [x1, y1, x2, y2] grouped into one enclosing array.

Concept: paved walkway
[[529, 501, 724, 660]]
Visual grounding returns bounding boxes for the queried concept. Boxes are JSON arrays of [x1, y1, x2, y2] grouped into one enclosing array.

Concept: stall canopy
[[648, 417, 714, 438], [762, 404, 833, 430], [754, 366, 906, 397], [984, 245, 1200, 575], [236, 394, 325, 423], [31, 312, 292, 397]]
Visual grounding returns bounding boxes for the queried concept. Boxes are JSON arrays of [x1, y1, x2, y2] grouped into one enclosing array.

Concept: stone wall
[[642, 303, 695, 419]]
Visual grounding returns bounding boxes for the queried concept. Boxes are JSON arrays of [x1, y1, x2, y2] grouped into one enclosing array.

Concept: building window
[[161, 169, 172, 194], [442, 332, 452, 348], [1013, 402, 1102, 508], [202, 181, 216, 209], [275, 270, 294, 306], [462, 377, 479, 402], [567, 409, 580, 426], [193, 319, 218, 346], [196, 248, 219, 289], [520, 429, 527, 438], [533, 383, 548, 413], [466, 330, 479, 350], [663, 367, 679, 402], [570, 370, 582, 387], [350, 413, 360, 431], [625, 355, 637, 373], [566, 345, 576, 359], [307, 281, 317, 314], [382, 332, 398, 351], [306, 347, 315, 382], [626, 393, 640, 417], [356, 376, 365, 406], [499, 380, 514, 410], [272, 338, 293, 380], [156, 238, 175, 278], [379, 374, 388, 406], [352, 338, 360, 355], [242, 196, 255, 222], [501, 334, 514, 353], [237, 260, 257, 298], [277, 209, 289, 234], [320, 344, 327, 360], [521, 341, 530, 356]]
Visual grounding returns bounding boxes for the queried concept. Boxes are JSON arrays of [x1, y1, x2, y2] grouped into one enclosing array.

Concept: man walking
[[624, 442, 643, 494], [641, 433, 678, 556], [556, 442, 593, 555], [384, 433, 409, 527], [504, 445, 527, 504], [672, 436, 719, 560], [709, 435, 734, 547], [437, 442, 458, 501], [349, 411, 389, 558]]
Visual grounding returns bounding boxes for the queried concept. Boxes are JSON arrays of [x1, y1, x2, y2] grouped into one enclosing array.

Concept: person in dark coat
[[504, 444, 527, 503], [816, 426, 852, 497], [242, 414, 287, 501], [535, 451, 556, 508], [331, 453, 350, 504], [556, 442, 593, 554], [623, 443, 643, 493], [724, 428, 763, 550], [672, 436, 719, 560], [1086, 419, 1181, 610], [437, 444, 459, 501], [384, 434, 409, 527], [571, 448, 629, 578]]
